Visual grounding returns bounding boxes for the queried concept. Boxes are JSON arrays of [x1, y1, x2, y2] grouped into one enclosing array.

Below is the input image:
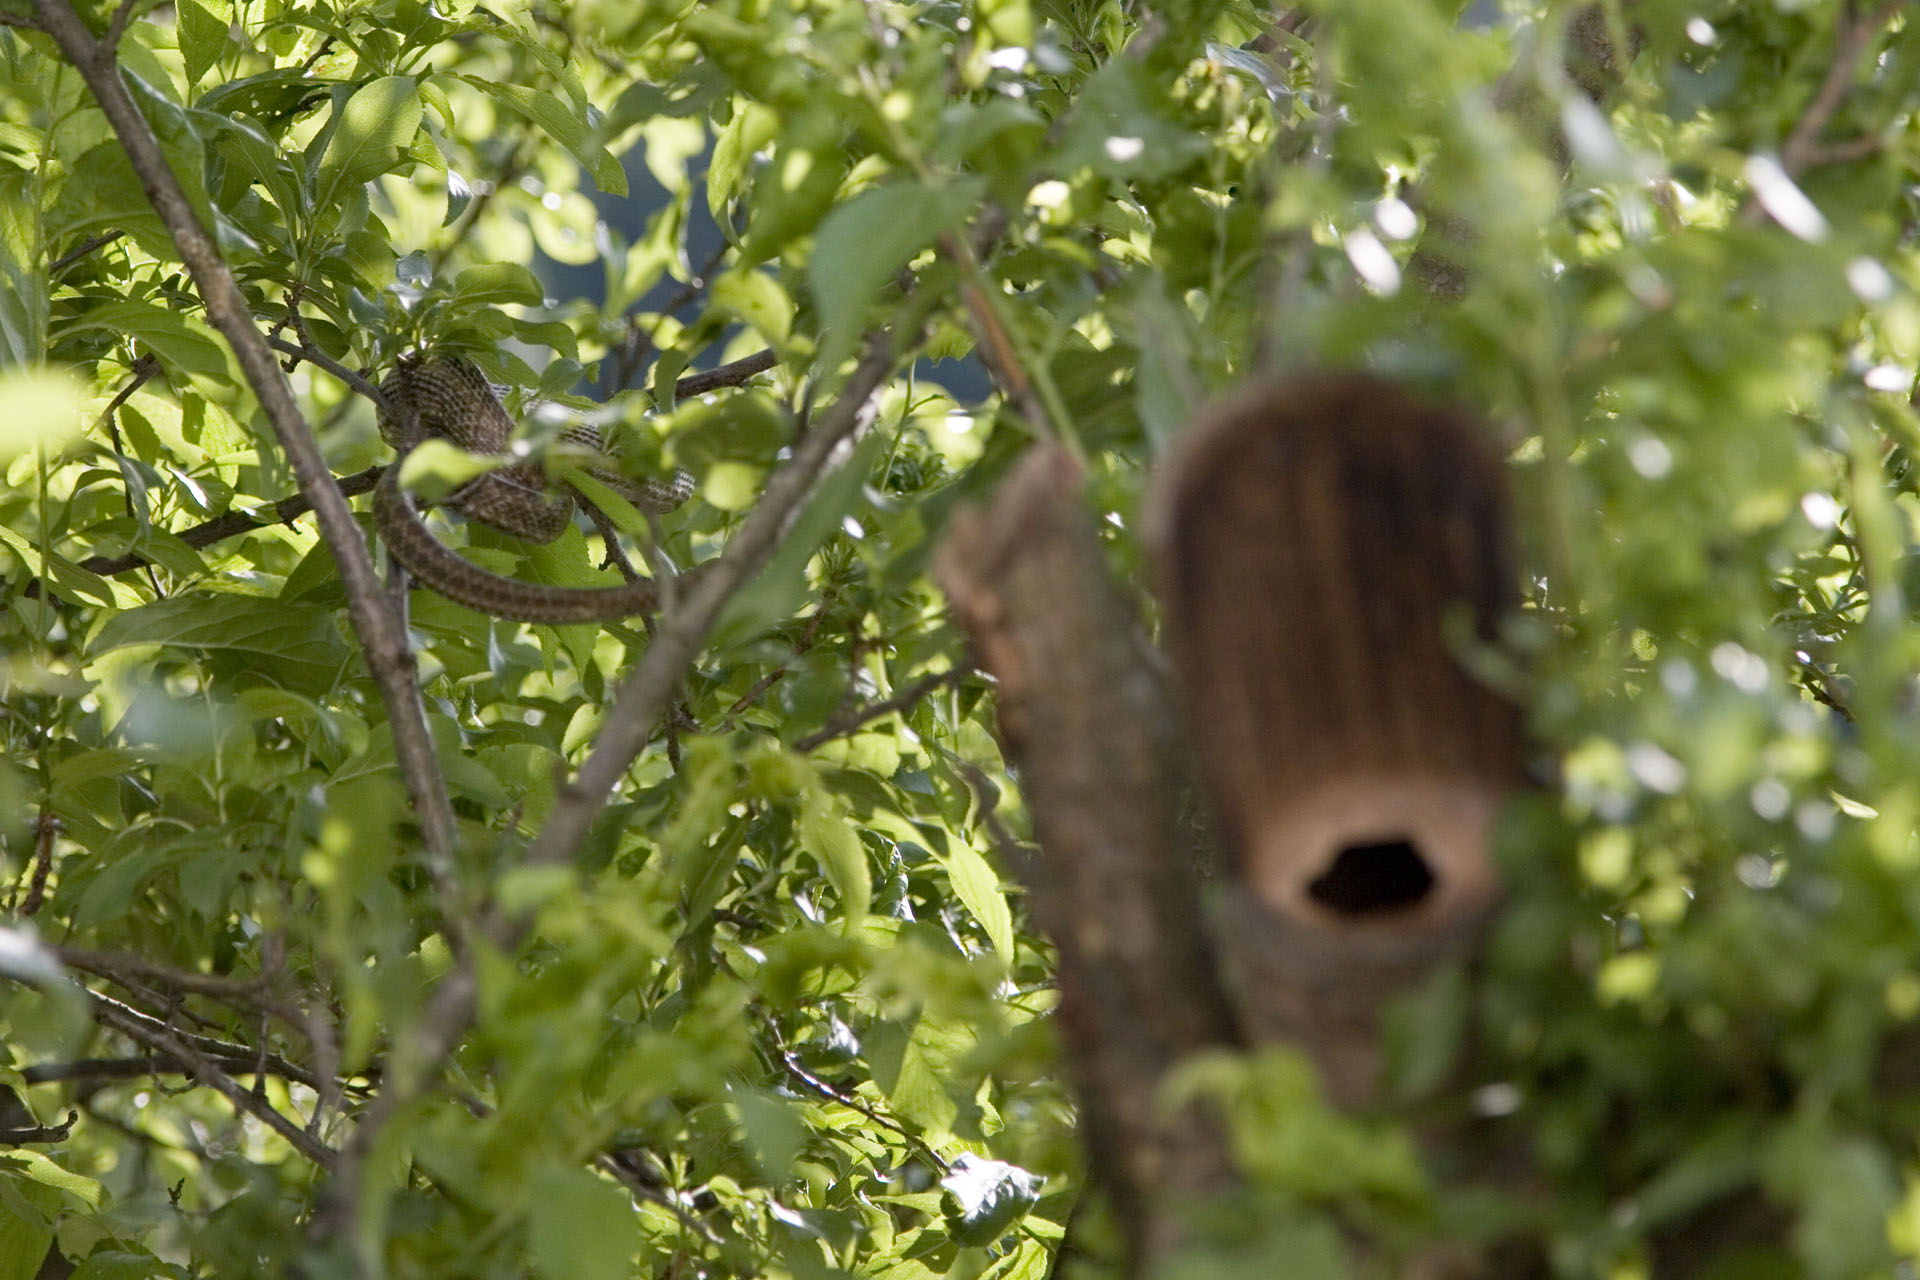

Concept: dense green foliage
[[3, 0, 1920, 1276]]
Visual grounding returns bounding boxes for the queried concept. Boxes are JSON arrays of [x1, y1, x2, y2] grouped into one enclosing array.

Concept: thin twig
[[1780, 0, 1903, 177], [22, 1055, 371, 1093], [93, 354, 159, 437], [80, 990, 318, 1087], [19, 810, 54, 916], [29, 467, 384, 588], [0, 1114, 77, 1144], [21, 465, 380, 597], [95, 355, 164, 594], [0, 11, 44, 27], [722, 586, 837, 721], [779, 1049, 949, 1172], [54, 945, 303, 1025], [940, 230, 1071, 454], [593, 1154, 728, 1244], [266, 335, 391, 412], [49, 230, 123, 274], [612, 240, 732, 392], [87, 992, 335, 1166], [1801, 132, 1886, 168], [793, 667, 962, 752], [101, 0, 140, 57]]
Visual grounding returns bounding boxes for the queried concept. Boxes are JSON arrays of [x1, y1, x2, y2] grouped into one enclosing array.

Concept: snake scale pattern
[[372, 356, 696, 623]]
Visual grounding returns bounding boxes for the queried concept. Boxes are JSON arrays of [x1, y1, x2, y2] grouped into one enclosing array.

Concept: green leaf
[[0, 366, 84, 464], [461, 79, 627, 196], [976, 0, 1033, 46], [514, 524, 620, 673], [808, 178, 982, 373], [0, 1177, 55, 1280], [1771, 1131, 1899, 1280], [396, 437, 506, 497], [60, 301, 229, 380], [122, 70, 219, 242], [868, 1013, 967, 1132], [0, 173, 45, 366], [177, 0, 229, 89], [734, 1088, 809, 1181], [311, 76, 422, 217], [44, 144, 176, 263], [0, 1152, 103, 1209], [0, 523, 117, 607], [90, 596, 350, 690], [453, 262, 545, 308], [194, 108, 284, 199], [710, 268, 792, 347], [70, 1252, 175, 1280], [941, 1154, 1038, 1247], [938, 842, 1013, 958], [707, 102, 777, 229], [525, 1166, 638, 1280], [739, 111, 848, 266], [799, 792, 871, 922]]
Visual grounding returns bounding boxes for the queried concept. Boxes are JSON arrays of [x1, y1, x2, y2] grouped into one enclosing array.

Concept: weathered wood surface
[[1148, 373, 1525, 1100]]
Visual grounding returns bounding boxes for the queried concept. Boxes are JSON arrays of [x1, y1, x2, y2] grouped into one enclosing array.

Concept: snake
[[372, 356, 697, 623]]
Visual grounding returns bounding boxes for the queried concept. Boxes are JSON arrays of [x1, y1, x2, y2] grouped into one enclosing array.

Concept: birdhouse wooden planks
[[1149, 373, 1525, 1091]]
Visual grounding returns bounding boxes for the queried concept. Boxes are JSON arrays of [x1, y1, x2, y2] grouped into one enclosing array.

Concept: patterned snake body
[[373, 357, 696, 623]]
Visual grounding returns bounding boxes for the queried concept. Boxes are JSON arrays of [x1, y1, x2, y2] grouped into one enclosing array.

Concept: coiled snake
[[373, 356, 695, 623]]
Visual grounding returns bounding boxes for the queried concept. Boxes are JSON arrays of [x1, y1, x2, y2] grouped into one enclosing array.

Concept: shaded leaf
[[809, 178, 983, 372], [311, 76, 422, 216], [454, 262, 545, 308], [462, 79, 627, 196], [178, 0, 229, 89], [799, 793, 871, 922], [90, 595, 350, 688], [526, 1166, 637, 1280]]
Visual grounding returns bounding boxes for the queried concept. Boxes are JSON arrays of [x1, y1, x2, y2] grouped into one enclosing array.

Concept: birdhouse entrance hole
[[1307, 838, 1436, 917]]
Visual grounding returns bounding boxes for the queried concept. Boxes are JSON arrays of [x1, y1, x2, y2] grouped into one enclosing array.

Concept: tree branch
[[935, 445, 1243, 1268], [793, 667, 963, 751], [31, 0, 458, 883], [88, 992, 335, 1166], [671, 348, 778, 398], [58, 466, 385, 581], [266, 335, 391, 412], [49, 229, 123, 274], [0, 1115, 76, 1145], [54, 945, 305, 1027], [81, 990, 320, 1089], [1780, 0, 1903, 176], [22, 1055, 369, 1094], [100, 0, 140, 58]]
